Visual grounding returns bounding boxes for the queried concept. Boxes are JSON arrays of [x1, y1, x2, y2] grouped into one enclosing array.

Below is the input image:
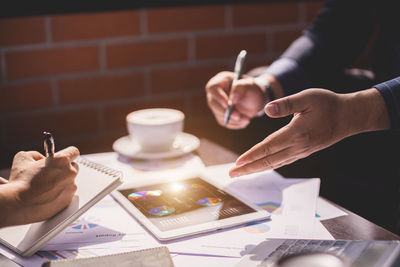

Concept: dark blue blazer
[[265, 0, 400, 130]]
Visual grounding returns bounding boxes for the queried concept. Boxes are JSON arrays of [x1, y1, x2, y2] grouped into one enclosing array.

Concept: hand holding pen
[[0, 133, 80, 227], [205, 51, 270, 129]]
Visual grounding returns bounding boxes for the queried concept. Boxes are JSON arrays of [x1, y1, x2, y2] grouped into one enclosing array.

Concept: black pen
[[224, 50, 247, 125], [43, 131, 55, 157]]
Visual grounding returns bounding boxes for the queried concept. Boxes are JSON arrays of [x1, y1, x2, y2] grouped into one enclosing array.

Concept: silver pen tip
[[224, 105, 234, 125]]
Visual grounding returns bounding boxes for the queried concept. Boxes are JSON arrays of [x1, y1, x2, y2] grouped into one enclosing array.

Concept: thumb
[[27, 151, 46, 161], [55, 146, 80, 162], [14, 151, 45, 162], [264, 92, 308, 118]]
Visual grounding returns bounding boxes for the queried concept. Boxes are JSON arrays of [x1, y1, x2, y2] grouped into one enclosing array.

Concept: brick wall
[[0, 1, 323, 168]]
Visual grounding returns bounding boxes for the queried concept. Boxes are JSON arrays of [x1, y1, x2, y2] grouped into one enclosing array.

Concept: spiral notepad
[[0, 157, 123, 257]]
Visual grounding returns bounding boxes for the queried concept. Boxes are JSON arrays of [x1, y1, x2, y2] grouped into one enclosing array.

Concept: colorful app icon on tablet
[[128, 190, 162, 201], [149, 206, 176, 216], [198, 197, 222, 207]]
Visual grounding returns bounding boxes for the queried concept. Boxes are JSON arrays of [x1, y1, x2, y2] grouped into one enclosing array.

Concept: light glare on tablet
[[170, 183, 185, 192]]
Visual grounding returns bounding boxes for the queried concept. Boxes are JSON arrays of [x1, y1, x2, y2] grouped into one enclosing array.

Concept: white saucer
[[112, 132, 200, 159]]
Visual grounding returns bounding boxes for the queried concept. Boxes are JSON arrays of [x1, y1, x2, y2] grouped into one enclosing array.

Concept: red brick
[[0, 54, 2, 81], [106, 39, 188, 69], [0, 82, 53, 112], [66, 132, 124, 155], [0, 17, 46, 47], [51, 11, 141, 42], [272, 29, 302, 53], [147, 5, 225, 33], [5, 108, 98, 143], [305, 1, 324, 23], [6, 46, 99, 79], [58, 73, 146, 105], [151, 64, 227, 94], [232, 2, 299, 27], [103, 98, 186, 130], [196, 33, 266, 59], [244, 57, 273, 75]]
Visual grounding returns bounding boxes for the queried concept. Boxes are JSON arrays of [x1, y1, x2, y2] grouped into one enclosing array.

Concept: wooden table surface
[[0, 137, 398, 248], [196, 138, 400, 241]]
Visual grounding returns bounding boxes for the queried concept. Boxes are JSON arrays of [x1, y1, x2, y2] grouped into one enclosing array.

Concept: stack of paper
[[0, 153, 347, 267]]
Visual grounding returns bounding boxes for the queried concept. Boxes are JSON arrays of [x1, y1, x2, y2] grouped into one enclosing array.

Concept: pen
[[224, 50, 247, 125], [43, 131, 55, 157]]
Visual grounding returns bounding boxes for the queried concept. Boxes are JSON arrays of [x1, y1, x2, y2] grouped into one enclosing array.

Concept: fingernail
[[229, 169, 240, 178], [266, 102, 279, 115], [231, 113, 240, 120], [235, 160, 247, 168]]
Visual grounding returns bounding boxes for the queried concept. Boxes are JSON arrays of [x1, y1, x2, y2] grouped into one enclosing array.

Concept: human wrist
[[254, 74, 284, 100], [254, 77, 275, 102], [0, 183, 25, 227], [342, 88, 390, 136], [253, 74, 284, 117]]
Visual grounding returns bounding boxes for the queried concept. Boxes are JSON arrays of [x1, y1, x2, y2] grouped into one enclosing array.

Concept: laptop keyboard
[[259, 239, 349, 266]]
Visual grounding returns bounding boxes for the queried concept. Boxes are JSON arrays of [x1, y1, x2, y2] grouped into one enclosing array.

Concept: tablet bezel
[[111, 173, 270, 241]]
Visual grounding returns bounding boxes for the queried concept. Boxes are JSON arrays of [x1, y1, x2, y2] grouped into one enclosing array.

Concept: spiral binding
[[76, 157, 122, 178]]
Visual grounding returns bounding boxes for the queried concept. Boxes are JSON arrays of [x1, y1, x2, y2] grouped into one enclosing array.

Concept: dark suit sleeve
[[375, 77, 400, 130], [264, 0, 376, 96]]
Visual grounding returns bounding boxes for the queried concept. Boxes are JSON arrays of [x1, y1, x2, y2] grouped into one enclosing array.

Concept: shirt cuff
[[262, 58, 311, 96], [374, 77, 400, 131]]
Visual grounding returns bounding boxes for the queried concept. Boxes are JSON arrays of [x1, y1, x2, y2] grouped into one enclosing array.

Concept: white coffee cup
[[126, 108, 185, 153]]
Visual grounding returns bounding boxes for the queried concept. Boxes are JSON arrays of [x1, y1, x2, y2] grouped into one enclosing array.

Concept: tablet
[[112, 176, 270, 240]]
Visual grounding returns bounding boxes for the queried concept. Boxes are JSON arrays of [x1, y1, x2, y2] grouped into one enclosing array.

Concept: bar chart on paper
[[36, 248, 98, 261]]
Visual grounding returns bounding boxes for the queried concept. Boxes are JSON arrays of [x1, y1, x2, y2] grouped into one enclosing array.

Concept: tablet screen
[[118, 177, 256, 231]]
